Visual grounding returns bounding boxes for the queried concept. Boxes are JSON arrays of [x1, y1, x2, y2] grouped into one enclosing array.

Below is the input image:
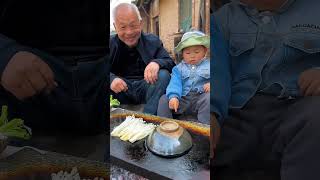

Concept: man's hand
[[169, 97, 179, 112], [203, 83, 210, 93], [110, 77, 128, 93], [144, 62, 160, 84], [210, 113, 220, 159], [1, 51, 57, 100], [298, 68, 320, 96]]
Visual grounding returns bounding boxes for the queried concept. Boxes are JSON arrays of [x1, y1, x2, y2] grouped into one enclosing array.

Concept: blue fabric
[[213, 0, 320, 112], [166, 58, 210, 100], [210, 15, 231, 125]]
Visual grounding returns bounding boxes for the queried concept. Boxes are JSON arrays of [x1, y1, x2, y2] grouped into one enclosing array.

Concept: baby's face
[[182, 45, 207, 65]]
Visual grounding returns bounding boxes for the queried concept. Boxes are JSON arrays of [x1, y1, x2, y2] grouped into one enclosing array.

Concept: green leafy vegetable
[[110, 95, 120, 107], [0, 106, 8, 126], [0, 106, 32, 140]]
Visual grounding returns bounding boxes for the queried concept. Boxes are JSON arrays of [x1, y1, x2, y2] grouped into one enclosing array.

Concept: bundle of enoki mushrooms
[[111, 115, 156, 143]]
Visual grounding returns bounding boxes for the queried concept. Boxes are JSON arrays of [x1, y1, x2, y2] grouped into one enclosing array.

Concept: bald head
[[112, 3, 143, 48], [112, 3, 142, 23]]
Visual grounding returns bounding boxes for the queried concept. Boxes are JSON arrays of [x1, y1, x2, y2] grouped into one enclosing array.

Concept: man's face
[[114, 8, 142, 48], [182, 45, 207, 65], [240, 0, 288, 11]]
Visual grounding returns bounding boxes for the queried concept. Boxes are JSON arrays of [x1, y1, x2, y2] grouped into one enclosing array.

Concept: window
[[179, 0, 192, 32], [199, 0, 206, 32], [153, 16, 159, 36]]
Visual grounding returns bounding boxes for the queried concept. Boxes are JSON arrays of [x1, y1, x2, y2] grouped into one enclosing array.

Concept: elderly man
[[212, 0, 320, 179], [110, 3, 175, 115]]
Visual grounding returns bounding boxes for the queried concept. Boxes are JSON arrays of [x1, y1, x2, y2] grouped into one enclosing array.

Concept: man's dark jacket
[[109, 33, 175, 82], [0, 0, 107, 76]]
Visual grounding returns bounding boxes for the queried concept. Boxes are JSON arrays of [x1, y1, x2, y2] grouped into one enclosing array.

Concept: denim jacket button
[[261, 16, 271, 24]]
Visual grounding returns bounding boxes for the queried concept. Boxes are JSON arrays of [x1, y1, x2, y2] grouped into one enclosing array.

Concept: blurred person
[[212, 0, 320, 179], [0, 0, 107, 134]]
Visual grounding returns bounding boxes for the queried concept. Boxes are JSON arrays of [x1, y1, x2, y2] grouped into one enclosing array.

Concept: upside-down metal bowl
[[146, 121, 192, 158]]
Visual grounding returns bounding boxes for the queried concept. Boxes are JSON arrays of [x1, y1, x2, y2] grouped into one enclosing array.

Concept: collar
[[232, 0, 296, 15], [182, 57, 207, 66]]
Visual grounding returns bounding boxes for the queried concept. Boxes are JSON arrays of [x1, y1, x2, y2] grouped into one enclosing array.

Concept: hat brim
[[175, 36, 210, 53]]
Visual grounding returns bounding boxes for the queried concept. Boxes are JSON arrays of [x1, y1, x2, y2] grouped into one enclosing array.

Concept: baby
[[157, 30, 210, 124]]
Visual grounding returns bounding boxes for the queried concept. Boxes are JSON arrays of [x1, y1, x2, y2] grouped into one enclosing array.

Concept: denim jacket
[[213, 0, 320, 116], [166, 58, 210, 100]]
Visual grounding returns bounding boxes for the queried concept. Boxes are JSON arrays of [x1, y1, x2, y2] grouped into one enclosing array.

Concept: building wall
[[205, 0, 210, 34], [140, 8, 149, 32], [158, 0, 179, 58], [138, 0, 210, 60]]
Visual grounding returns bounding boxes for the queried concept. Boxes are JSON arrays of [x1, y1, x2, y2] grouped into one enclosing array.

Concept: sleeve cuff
[[168, 94, 179, 100], [110, 73, 118, 84], [151, 59, 164, 69], [210, 104, 227, 126], [0, 45, 28, 79]]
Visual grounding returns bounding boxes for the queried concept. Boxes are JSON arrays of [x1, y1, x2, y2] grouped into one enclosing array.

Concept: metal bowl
[[146, 121, 192, 158], [0, 133, 8, 154]]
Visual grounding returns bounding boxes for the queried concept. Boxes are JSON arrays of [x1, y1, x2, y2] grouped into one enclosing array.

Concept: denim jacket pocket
[[198, 67, 210, 79], [283, 33, 320, 62], [229, 33, 256, 56], [181, 70, 190, 79], [280, 33, 320, 96], [284, 33, 320, 54], [229, 33, 257, 82]]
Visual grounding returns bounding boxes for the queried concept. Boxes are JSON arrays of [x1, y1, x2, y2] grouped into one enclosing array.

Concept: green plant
[[0, 106, 31, 139]]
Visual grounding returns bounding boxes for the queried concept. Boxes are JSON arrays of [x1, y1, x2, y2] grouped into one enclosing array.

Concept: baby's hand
[[169, 97, 179, 113], [203, 83, 210, 93]]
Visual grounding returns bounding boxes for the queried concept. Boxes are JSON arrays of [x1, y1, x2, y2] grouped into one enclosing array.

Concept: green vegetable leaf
[[0, 106, 32, 140], [0, 118, 31, 140], [110, 95, 120, 107], [0, 105, 8, 126]]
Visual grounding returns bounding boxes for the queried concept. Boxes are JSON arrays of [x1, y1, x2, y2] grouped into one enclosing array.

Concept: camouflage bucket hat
[[175, 30, 210, 53]]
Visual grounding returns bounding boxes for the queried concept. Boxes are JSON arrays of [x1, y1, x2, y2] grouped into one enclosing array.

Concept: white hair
[[112, 3, 142, 23]]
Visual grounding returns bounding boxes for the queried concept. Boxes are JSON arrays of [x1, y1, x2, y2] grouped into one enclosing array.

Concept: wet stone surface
[[110, 114, 210, 180], [110, 164, 148, 180]]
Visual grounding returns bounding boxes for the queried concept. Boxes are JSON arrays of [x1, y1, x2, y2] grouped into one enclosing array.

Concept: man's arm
[[109, 36, 119, 84], [0, 34, 27, 78], [166, 66, 182, 100], [110, 72, 117, 85], [213, 4, 230, 42], [0, 34, 56, 100], [210, 15, 231, 125]]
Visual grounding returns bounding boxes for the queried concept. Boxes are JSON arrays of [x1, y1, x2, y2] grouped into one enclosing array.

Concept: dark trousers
[[111, 69, 170, 115], [213, 94, 320, 180], [0, 48, 107, 135], [157, 92, 210, 124]]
